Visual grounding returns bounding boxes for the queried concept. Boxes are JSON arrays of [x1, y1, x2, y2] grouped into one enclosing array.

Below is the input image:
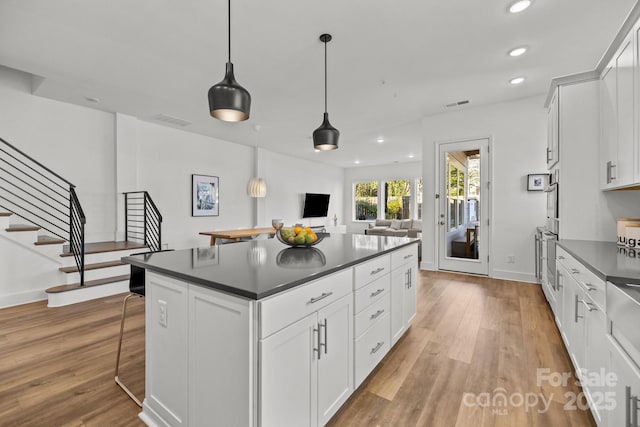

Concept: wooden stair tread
[[6, 224, 40, 232], [46, 274, 130, 293], [59, 260, 126, 273], [61, 241, 147, 257], [0, 212, 11, 217], [35, 235, 66, 246]]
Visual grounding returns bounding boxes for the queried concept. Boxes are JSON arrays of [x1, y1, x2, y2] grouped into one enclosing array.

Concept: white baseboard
[[0, 289, 47, 308], [491, 269, 538, 283], [420, 261, 436, 271], [47, 280, 129, 307]]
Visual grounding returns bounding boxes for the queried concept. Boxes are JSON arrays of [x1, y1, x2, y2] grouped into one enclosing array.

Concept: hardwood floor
[[0, 271, 595, 426]]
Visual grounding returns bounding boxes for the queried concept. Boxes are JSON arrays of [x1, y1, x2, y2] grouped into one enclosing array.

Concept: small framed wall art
[[192, 174, 219, 216], [527, 173, 548, 192]]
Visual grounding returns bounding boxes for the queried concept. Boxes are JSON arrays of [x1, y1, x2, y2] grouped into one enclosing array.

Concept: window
[[415, 179, 423, 219], [384, 180, 411, 219], [446, 157, 466, 230], [354, 181, 378, 220]]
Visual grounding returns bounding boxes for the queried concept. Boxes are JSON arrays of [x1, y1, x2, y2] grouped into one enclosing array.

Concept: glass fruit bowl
[[276, 227, 325, 248]]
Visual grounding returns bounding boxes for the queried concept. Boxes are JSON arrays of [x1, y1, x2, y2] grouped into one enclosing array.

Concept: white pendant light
[[247, 177, 266, 198]]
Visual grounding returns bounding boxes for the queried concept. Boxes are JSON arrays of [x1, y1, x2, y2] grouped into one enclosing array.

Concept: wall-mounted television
[[302, 193, 330, 218]]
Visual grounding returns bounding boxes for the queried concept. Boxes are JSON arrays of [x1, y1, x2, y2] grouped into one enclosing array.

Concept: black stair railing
[[0, 137, 86, 285], [124, 191, 162, 252]]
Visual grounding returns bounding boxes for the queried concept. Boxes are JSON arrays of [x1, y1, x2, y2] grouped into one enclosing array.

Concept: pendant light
[[313, 33, 339, 151], [208, 0, 251, 122]]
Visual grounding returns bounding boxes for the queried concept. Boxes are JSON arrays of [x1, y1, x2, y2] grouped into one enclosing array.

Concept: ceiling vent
[[153, 114, 192, 127], [444, 100, 470, 108]]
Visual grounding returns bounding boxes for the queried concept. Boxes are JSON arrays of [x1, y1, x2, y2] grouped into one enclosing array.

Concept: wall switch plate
[[158, 300, 168, 327]]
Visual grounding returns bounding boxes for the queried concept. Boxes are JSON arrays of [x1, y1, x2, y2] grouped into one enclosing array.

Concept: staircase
[[0, 137, 163, 308]]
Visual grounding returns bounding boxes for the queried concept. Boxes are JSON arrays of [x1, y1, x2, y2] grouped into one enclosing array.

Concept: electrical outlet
[[158, 300, 168, 327], [507, 255, 516, 263]]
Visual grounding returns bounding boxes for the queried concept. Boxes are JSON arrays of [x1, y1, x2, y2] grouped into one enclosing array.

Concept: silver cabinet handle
[[370, 341, 384, 355], [370, 309, 385, 320], [370, 267, 385, 275], [585, 283, 597, 292], [313, 326, 320, 360], [403, 254, 413, 260], [546, 147, 552, 163], [556, 271, 562, 291], [581, 299, 596, 312], [626, 386, 632, 427], [308, 292, 333, 304], [319, 319, 328, 355], [370, 288, 385, 298], [558, 255, 565, 260], [571, 268, 580, 274], [611, 163, 618, 181], [407, 269, 412, 289], [574, 295, 583, 322]]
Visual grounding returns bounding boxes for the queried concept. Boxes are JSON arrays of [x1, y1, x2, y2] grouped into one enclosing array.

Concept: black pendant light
[[208, 0, 251, 122], [313, 33, 339, 151]]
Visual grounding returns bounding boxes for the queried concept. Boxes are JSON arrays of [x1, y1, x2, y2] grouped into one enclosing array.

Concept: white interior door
[[437, 138, 490, 275]]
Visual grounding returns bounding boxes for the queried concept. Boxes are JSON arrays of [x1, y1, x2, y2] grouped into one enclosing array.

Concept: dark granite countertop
[[122, 234, 419, 300], [557, 239, 640, 303]]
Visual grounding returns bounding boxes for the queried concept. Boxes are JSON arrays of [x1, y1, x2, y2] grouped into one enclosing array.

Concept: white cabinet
[[260, 294, 353, 427], [600, 31, 636, 189], [390, 244, 418, 346], [560, 264, 585, 371], [547, 87, 559, 169], [608, 338, 640, 427], [583, 298, 608, 426]]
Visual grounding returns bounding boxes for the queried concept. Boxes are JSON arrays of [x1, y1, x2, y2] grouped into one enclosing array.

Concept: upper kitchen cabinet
[[600, 30, 635, 190], [547, 88, 560, 169]]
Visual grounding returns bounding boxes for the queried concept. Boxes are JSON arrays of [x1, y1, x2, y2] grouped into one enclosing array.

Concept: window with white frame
[[352, 178, 422, 221]]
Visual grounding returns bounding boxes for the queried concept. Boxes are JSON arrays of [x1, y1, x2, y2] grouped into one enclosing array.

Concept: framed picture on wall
[[527, 173, 548, 191], [192, 174, 219, 216]]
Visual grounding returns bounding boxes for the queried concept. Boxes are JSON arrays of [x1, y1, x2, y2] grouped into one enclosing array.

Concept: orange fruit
[[294, 226, 302, 235], [309, 232, 317, 241], [304, 227, 312, 233]]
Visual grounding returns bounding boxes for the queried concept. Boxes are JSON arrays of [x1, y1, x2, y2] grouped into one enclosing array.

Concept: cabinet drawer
[[259, 269, 352, 339], [557, 247, 605, 310], [354, 274, 390, 314], [391, 244, 418, 270], [354, 255, 391, 290], [354, 292, 390, 339], [354, 313, 390, 387]]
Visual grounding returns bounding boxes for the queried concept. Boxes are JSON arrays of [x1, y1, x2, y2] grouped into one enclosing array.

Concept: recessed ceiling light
[[508, 47, 527, 57], [314, 149, 320, 152], [408, 154, 415, 159], [509, 0, 531, 13], [376, 137, 384, 143], [354, 160, 360, 164], [509, 76, 525, 85]]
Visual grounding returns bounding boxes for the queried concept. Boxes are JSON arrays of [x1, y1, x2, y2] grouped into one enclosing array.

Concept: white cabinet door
[[390, 267, 407, 345], [582, 299, 608, 426], [317, 294, 353, 426], [615, 36, 635, 187], [390, 262, 417, 346], [609, 339, 640, 427], [404, 263, 417, 327], [547, 88, 559, 169], [260, 312, 318, 427], [561, 268, 585, 369], [601, 62, 618, 189]]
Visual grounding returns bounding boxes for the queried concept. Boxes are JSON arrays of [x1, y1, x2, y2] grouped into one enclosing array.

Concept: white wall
[[422, 95, 548, 282], [259, 149, 344, 229], [343, 162, 422, 234], [0, 66, 116, 242]]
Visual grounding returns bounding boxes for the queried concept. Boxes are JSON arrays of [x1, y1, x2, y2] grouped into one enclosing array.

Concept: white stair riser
[[64, 264, 130, 284], [60, 247, 147, 268], [3, 230, 40, 246], [0, 216, 10, 229], [47, 280, 130, 307], [35, 243, 67, 259]]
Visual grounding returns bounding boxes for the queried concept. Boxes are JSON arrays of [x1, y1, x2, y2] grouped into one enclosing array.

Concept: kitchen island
[[123, 234, 420, 427]]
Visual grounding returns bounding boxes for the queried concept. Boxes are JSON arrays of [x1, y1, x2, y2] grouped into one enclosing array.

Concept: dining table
[[199, 227, 277, 246]]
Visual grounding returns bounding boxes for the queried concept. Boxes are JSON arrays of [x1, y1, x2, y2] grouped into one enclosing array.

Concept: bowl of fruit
[[276, 226, 325, 248]]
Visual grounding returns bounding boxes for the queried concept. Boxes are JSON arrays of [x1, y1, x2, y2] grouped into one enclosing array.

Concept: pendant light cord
[[228, 0, 231, 63], [324, 39, 328, 114]]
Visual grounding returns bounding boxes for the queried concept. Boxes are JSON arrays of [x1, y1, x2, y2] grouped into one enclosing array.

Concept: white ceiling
[[0, 0, 636, 168]]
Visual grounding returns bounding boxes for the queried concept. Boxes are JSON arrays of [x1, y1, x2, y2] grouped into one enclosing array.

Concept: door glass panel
[[444, 150, 480, 259]]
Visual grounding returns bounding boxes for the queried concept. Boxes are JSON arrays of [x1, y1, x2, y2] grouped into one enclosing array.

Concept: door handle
[[439, 221, 445, 226]]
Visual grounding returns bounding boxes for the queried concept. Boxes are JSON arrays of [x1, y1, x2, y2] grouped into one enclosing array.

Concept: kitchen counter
[[123, 233, 418, 300], [557, 239, 640, 303]]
